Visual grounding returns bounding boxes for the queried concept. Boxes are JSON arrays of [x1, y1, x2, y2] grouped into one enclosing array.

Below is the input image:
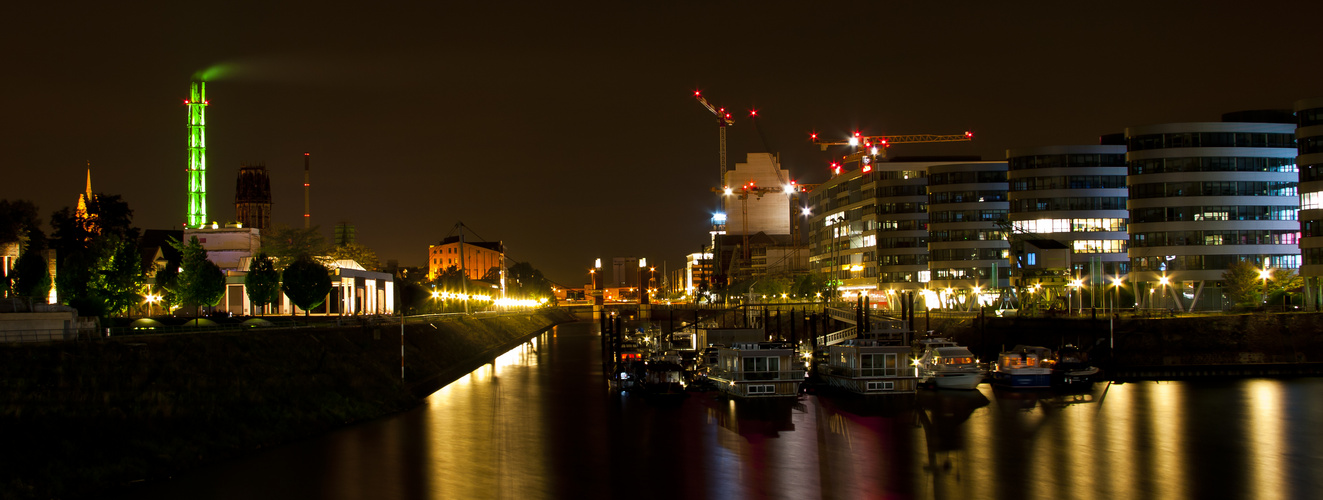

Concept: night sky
[[4, 1, 1321, 286]]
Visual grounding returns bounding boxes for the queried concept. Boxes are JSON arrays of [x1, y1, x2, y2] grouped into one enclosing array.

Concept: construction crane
[[694, 90, 734, 184], [813, 130, 974, 175]]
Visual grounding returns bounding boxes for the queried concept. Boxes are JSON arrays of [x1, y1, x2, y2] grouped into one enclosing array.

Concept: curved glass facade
[[1125, 119, 1298, 310], [1295, 98, 1323, 310]]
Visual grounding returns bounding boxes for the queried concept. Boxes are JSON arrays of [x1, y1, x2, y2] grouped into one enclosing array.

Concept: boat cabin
[[823, 339, 919, 394], [707, 342, 805, 398]]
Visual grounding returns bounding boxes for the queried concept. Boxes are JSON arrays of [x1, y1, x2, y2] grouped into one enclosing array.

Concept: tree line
[[3, 195, 558, 319], [0, 196, 373, 318]]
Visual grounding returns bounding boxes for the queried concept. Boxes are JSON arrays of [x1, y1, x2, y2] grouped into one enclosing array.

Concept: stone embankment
[[934, 311, 1323, 377], [0, 309, 575, 500]]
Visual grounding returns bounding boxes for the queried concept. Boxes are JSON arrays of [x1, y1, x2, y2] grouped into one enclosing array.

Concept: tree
[[0, 199, 41, 249], [752, 275, 793, 301], [156, 257, 182, 312], [794, 272, 829, 300], [50, 194, 141, 317], [172, 236, 225, 317], [1222, 260, 1265, 309], [1268, 267, 1305, 307], [282, 257, 331, 316], [245, 252, 281, 315], [11, 249, 51, 303], [505, 262, 551, 300], [262, 225, 329, 268], [101, 235, 145, 316], [431, 264, 467, 291], [328, 242, 380, 271]]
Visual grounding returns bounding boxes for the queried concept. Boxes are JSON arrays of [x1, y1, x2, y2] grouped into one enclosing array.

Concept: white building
[[185, 225, 395, 316]]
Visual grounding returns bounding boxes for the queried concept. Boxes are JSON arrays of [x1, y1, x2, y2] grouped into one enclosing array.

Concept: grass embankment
[[0, 309, 575, 500]]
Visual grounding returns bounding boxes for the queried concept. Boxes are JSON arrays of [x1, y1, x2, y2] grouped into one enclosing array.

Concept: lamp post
[[1070, 278, 1084, 315], [1109, 277, 1122, 350], [1259, 266, 1271, 310], [1158, 275, 1170, 313]]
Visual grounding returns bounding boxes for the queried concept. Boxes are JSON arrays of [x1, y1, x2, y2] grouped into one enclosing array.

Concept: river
[[119, 321, 1323, 499]]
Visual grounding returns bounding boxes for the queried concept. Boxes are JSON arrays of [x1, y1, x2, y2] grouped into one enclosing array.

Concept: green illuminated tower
[[186, 80, 208, 227]]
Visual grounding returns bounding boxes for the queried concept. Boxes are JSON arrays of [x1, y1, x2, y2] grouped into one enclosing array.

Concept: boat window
[[747, 356, 780, 373]]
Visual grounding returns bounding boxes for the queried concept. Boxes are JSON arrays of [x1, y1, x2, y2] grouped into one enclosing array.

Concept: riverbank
[[0, 309, 575, 500], [931, 311, 1323, 374]]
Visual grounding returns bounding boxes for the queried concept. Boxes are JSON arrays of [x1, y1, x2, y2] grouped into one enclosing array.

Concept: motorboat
[[1052, 344, 1100, 387], [915, 338, 983, 390], [991, 345, 1053, 389]]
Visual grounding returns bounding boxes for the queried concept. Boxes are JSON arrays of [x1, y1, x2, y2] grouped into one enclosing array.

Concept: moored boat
[[991, 345, 1053, 389], [707, 341, 806, 398], [820, 339, 919, 395], [1052, 344, 1100, 388], [916, 338, 984, 390]]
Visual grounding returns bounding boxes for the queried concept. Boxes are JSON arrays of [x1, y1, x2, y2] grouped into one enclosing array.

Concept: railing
[[818, 326, 857, 346], [0, 329, 83, 343], [826, 307, 856, 324], [823, 365, 910, 378], [711, 369, 806, 382]]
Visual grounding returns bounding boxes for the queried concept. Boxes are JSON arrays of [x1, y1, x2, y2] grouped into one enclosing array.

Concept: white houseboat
[[707, 342, 806, 398], [821, 339, 919, 395]]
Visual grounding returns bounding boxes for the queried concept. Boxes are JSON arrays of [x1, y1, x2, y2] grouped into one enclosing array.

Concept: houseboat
[[991, 345, 1054, 389], [916, 338, 984, 390], [706, 342, 806, 398], [820, 339, 919, 395]]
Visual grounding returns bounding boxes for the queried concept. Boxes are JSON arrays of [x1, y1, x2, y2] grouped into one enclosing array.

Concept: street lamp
[[1110, 277, 1124, 315], [1070, 278, 1084, 314], [1259, 266, 1271, 308], [1158, 275, 1170, 311]]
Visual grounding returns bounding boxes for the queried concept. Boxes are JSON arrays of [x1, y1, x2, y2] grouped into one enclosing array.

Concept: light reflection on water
[[119, 322, 1323, 500]]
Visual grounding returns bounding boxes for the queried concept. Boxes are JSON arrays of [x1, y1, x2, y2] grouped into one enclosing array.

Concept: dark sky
[[3, 1, 1321, 285]]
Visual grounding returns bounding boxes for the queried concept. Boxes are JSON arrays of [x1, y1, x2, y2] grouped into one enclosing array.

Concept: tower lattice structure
[[186, 80, 208, 227]]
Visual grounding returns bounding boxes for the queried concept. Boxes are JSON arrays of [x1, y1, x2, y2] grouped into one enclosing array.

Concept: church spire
[[75, 162, 99, 236]]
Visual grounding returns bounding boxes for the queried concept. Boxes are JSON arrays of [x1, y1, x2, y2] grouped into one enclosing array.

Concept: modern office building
[[925, 161, 1011, 309], [805, 157, 1007, 310], [1296, 97, 1323, 310], [1125, 111, 1299, 311], [1006, 143, 1129, 304], [874, 162, 936, 297]]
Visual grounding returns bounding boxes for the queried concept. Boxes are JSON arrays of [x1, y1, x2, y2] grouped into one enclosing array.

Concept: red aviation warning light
[[810, 131, 818, 142]]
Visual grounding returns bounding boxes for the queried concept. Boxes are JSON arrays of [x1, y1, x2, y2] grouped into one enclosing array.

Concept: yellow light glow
[[723, 186, 733, 196], [1159, 276, 1170, 286]]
